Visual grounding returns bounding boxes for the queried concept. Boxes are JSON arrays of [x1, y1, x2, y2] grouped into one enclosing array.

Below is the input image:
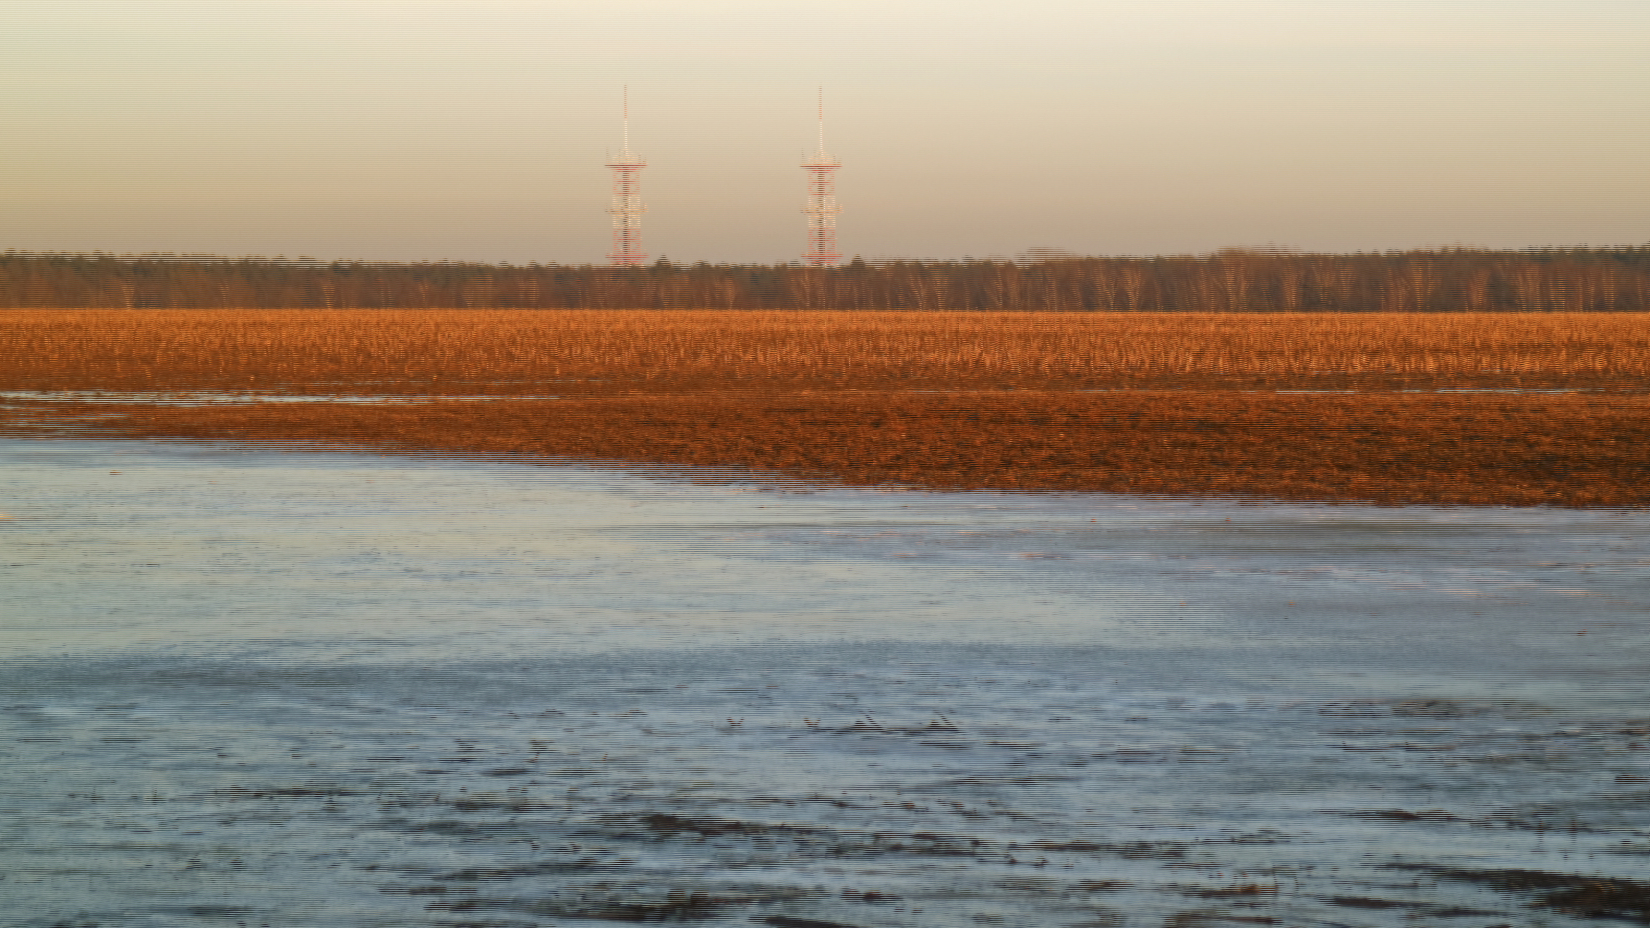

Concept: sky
[[2, 0, 1646, 264]]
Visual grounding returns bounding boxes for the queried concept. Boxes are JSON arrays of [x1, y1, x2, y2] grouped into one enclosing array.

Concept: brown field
[[4, 309, 1648, 506]]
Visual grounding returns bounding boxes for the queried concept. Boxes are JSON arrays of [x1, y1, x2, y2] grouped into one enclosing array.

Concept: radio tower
[[802, 88, 841, 266], [606, 87, 647, 267]]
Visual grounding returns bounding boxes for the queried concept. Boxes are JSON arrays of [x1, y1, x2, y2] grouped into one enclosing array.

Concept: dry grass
[[5, 309, 1650, 394], [11, 390, 1643, 508], [4, 309, 1647, 507]]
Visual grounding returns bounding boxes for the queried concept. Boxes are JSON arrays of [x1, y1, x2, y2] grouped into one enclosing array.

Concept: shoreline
[[6, 388, 1647, 508]]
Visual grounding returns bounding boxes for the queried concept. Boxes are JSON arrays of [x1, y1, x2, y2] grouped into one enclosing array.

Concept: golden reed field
[[4, 309, 1648, 506]]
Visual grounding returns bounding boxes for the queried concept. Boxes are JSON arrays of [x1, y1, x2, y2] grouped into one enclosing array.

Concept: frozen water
[[2, 439, 1647, 927]]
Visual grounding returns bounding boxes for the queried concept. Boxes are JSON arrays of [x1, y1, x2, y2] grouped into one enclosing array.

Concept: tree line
[[4, 247, 1649, 312]]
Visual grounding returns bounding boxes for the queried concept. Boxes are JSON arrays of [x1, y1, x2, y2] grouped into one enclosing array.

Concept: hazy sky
[[3, 0, 1645, 264]]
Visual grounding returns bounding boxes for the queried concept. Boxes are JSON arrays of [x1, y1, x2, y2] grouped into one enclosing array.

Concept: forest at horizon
[[4, 246, 1649, 313]]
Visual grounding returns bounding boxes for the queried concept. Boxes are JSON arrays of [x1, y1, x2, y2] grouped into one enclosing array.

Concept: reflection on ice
[[2, 439, 1647, 927]]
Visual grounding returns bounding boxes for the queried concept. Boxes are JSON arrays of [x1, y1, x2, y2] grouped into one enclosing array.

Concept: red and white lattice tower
[[802, 89, 841, 266], [606, 87, 647, 267]]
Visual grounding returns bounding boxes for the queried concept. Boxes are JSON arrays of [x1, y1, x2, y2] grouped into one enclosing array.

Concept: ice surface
[[2, 439, 1647, 927]]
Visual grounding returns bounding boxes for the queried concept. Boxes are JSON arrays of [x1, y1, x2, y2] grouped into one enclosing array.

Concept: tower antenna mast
[[801, 87, 842, 266], [606, 85, 647, 267]]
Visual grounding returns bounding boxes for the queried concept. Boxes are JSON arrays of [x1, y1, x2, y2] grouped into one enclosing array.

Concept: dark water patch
[[1033, 839, 1190, 860], [449, 796, 561, 813], [1344, 808, 1466, 824], [1404, 866, 1650, 924], [1318, 697, 1501, 719], [642, 812, 804, 838], [1160, 911, 1279, 926], [155, 904, 257, 917], [1326, 894, 1404, 909], [764, 917, 865, 928], [430, 858, 610, 881], [1071, 880, 1131, 892], [633, 813, 995, 863], [264, 784, 360, 799], [385, 883, 476, 895], [426, 887, 808, 923]]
